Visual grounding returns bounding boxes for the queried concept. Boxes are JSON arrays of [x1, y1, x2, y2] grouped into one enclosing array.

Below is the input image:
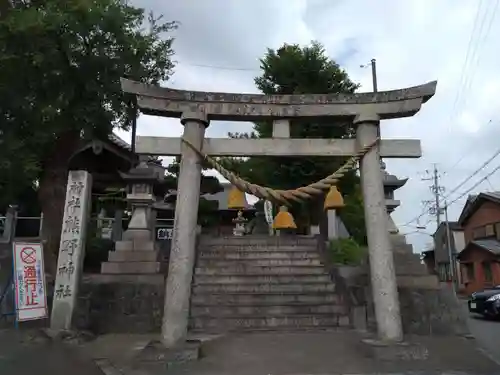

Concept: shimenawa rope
[[181, 137, 379, 205]]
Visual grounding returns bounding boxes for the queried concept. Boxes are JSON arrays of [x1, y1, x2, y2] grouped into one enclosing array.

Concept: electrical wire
[[446, 164, 500, 208], [446, 0, 486, 130], [444, 143, 500, 199], [443, 1, 499, 170]]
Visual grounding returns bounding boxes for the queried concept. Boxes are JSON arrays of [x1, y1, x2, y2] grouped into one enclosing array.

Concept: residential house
[[432, 221, 465, 283], [421, 249, 437, 275], [457, 192, 500, 295]]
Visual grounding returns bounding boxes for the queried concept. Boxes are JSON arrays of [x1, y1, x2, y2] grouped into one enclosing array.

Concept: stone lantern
[[101, 160, 162, 274], [121, 161, 161, 240], [381, 161, 408, 234]]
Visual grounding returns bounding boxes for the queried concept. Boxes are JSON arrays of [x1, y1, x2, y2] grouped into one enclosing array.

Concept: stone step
[[191, 303, 347, 316], [392, 244, 415, 254], [198, 244, 316, 252], [195, 265, 326, 276], [193, 274, 331, 284], [107, 251, 158, 262], [200, 236, 317, 246], [196, 258, 322, 267], [390, 234, 408, 246], [192, 282, 335, 293], [189, 314, 348, 331], [115, 240, 157, 252], [198, 250, 320, 260], [100, 261, 160, 274], [393, 252, 422, 264], [394, 263, 429, 276], [191, 292, 340, 305]]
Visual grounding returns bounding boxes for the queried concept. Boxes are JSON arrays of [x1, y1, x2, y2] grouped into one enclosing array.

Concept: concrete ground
[[2, 312, 500, 375], [467, 311, 500, 366], [77, 329, 500, 375], [0, 328, 104, 375]]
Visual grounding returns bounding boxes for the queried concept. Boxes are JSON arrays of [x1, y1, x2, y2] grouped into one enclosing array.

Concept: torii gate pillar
[[355, 112, 403, 342], [161, 112, 208, 347]]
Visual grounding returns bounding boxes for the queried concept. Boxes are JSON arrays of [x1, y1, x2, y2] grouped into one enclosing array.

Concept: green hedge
[[327, 238, 366, 265]]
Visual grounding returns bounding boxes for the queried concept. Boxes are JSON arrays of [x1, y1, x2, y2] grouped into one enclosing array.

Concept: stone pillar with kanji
[[50, 170, 92, 331]]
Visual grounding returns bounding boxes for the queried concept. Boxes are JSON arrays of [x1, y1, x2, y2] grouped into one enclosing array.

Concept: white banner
[[13, 242, 48, 322], [264, 200, 273, 225]]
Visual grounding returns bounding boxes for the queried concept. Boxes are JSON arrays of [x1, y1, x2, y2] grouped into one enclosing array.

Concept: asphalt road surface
[[0, 329, 104, 375], [467, 309, 500, 365]]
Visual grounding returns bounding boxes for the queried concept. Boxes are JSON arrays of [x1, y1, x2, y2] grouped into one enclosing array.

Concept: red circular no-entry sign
[[20, 247, 37, 264]]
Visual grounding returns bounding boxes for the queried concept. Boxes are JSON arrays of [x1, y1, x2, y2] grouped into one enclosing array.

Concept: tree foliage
[[327, 238, 366, 265], [226, 42, 366, 242], [0, 0, 178, 272]]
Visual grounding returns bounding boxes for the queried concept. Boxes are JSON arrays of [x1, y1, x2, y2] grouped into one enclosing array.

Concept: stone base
[[100, 261, 160, 274], [122, 228, 152, 241], [360, 338, 429, 361], [131, 339, 201, 371], [115, 239, 157, 252], [101, 239, 160, 274], [75, 274, 165, 334], [42, 328, 96, 345]]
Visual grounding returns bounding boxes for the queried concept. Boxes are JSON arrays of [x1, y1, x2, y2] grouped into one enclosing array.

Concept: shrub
[[327, 238, 366, 265]]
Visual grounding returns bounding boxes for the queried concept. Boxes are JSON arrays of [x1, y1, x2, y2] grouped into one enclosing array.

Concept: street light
[[360, 58, 382, 168], [360, 58, 378, 93]]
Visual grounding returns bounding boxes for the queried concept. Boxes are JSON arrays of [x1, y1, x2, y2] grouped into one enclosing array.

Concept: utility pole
[[422, 164, 444, 228], [371, 58, 378, 93], [361, 58, 381, 157], [422, 164, 457, 291], [444, 201, 457, 292], [433, 165, 441, 226]]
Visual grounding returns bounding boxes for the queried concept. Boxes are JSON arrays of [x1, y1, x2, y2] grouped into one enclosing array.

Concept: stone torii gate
[[121, 78, 437, 347]]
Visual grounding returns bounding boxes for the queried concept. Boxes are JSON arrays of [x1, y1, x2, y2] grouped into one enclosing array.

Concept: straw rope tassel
[[181, 137, 379, 205]]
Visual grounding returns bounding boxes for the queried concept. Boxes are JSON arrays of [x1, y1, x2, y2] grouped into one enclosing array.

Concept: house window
[[485, 224, 495, 237], [495, 223, 500, 240], [483, 262, 493, 282], [437, 263, 451, 282], [473, 226, 486, 239], [465, 263, 475, 282]]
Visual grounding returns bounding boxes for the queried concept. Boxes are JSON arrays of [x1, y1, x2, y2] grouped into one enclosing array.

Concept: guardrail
[[0, 213, 175, 242]]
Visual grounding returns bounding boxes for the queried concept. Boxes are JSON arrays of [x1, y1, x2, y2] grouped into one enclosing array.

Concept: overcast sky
[[116, 0, 500, 252]]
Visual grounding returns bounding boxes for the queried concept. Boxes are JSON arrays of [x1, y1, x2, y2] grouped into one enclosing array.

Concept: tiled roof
[[472, 239, 500, 255], [458, 192, 500, 225], [203, 183, 254, 210], [108, 133, 131, 151], [484, 191, 500, 201]]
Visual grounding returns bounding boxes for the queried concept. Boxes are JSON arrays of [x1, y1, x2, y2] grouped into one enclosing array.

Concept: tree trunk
[[38, 131, 81, 278]]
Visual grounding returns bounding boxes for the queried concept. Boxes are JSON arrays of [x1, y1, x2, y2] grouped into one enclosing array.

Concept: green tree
[[227, 42, 366, 242], [0, 0, 177, 273]]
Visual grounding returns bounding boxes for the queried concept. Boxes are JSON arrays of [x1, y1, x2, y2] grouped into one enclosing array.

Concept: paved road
[[467, 311, 500, 365], [0, 329, 104, 375]]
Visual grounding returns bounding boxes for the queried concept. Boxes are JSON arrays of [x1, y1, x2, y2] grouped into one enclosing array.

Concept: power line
[[446, 0, 485, 129], [444, 142, 500, 199], [445, 120, 492, 172], [454, 0, 490, 111], [444, 1, 499, 170], [447, 163, 500, 208], [177, 61, 259, 72]]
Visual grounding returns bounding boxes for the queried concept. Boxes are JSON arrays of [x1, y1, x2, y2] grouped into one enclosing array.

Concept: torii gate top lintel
[[121, 78, 437, 122]]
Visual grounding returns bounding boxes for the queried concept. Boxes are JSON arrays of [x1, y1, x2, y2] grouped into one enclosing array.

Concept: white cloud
[[122, 0, 500, 252]]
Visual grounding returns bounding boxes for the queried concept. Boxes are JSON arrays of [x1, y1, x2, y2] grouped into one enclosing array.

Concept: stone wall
[[74, 274, 165, 334], [398, 285, 470, 336], [335, 266, 470, 337]]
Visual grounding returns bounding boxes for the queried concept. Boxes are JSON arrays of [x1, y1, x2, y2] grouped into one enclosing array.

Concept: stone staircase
[[189, 235, 350, 333]]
